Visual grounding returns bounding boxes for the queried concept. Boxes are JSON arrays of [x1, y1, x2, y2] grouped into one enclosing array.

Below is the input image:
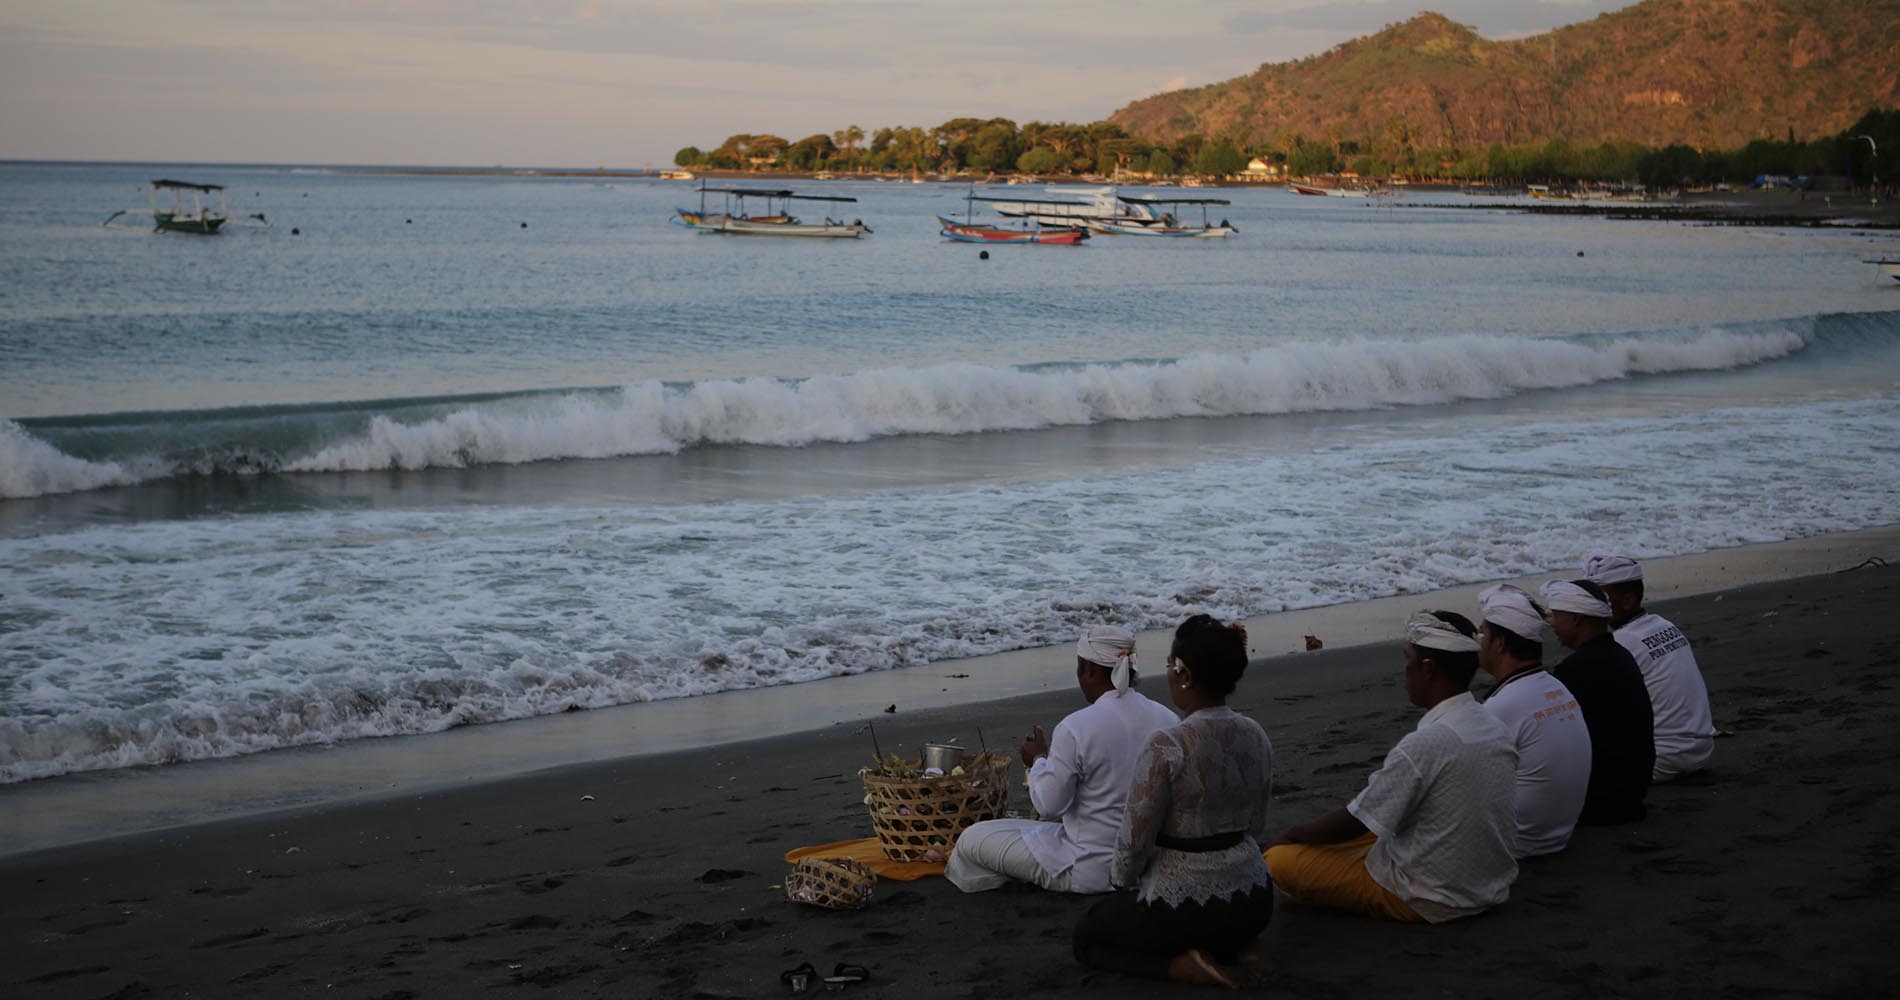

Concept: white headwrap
[[1404, 610, 1480, 653], [1582, 554, 1643, 585], [1478, 583, 1546, 640], [1077, 625, 1139, 694], [1539, 580, 1612, 619]]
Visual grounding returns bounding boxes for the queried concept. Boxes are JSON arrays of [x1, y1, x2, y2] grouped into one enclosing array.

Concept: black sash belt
[[1155, 830, 1246, 853]]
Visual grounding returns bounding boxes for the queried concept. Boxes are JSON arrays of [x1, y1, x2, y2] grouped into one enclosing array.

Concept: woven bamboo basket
[[860, 751, 1011, 862], [784, 857, 877, 910]]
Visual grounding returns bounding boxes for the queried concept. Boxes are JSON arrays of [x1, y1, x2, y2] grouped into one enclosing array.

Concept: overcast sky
[[0, 0, 1625, 168]]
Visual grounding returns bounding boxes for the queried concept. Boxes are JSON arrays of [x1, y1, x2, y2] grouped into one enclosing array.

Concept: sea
[[2, 160, 1898, 787]]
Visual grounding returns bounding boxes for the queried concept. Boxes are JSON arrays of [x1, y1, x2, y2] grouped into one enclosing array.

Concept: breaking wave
[[0, 314, 1871, 500]]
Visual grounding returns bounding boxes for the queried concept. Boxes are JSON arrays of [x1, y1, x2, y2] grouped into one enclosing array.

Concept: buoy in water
[[291, 227, 300, 235], [520, 222, 528, 228], [406, 219, 413, 224], [1577, 251, 1585, 256], [979, 250, 990, 260]]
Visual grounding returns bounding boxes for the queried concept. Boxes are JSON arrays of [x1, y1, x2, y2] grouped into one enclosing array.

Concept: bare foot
[[1166, 949, 1238, 989]]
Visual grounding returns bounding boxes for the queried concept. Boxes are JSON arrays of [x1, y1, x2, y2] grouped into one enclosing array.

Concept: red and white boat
[[937, 216, 1088, 245]]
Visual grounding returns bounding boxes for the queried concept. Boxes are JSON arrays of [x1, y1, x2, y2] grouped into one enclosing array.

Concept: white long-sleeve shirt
[[1022, 689, 1179, 893]]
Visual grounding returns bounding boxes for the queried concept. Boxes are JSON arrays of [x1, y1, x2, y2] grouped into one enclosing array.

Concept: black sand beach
[[4, 560, 1897, 999]]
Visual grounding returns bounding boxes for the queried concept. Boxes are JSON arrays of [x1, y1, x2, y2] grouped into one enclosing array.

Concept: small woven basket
[[860, 752, 1011, 862], [784, 857, 877, 910]]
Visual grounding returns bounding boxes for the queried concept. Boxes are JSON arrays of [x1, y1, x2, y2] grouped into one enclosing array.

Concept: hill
[[1107, 0, 1900, 151]]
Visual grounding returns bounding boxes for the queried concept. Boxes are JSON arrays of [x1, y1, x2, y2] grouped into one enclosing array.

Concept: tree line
[[675, 109, 1897, 189]]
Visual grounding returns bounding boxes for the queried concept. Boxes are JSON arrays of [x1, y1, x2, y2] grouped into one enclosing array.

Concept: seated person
[[1583, 555, 1717, 780], [1266, 610, 1518, 923], [1475, 588, 1592, 857], [946, 625, 1177, 894], [1544, 579, 1654, 824], [1073, 615, 1272, 988]]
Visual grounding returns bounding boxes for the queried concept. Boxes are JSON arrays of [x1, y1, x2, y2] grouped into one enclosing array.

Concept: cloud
[[1147, 75, 1191, 97], [1220, 0, 1626, 38]]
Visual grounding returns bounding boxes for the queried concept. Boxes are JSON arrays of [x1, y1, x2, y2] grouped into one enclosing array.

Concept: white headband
[[1582, 554, 1643, 585], [1539, 580, 1612, 619], [1077, 625, 1138, 693], [1404, 610, 1480, 653], [1478, 583, 1546, 640]]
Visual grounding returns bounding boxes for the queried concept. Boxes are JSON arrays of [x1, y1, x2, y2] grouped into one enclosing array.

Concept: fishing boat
[[937, 216, 1088, 245], [1089, 196, 1238, 238], [976, 186, 1159, 227], [103, 179, 264, 234], [1865, 258, 1900, 283], [672, 186, 871, 238], [1289, 182, 1365, 197]]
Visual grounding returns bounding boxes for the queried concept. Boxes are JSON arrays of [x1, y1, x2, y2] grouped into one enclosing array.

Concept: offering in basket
[[860, 750, 1010, 862]]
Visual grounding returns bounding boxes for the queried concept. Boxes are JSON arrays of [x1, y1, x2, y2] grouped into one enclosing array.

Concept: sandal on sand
[[1175, 949, 1238, 990], [823, 962, 870, 990], [781, 962, 818, 994]]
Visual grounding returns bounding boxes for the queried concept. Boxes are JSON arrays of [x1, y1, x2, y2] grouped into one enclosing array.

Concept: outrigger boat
[[1289, 182, 1365, 197], [672, 185, 870, 238], [1089, 196, 1238, 238], [939, 192, 1088, 244], [937, 216, 1088, 244], [103, 179, 267, 234]]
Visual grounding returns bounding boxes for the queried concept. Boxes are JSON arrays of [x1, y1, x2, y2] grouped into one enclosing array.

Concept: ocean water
[[2, 160, 1897, 784]]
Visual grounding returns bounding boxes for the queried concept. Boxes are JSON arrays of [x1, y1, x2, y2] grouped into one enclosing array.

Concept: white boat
[[672, 186, 871, 238], [1089, 196, 1238, 238], [978, 186, 1159, 227]]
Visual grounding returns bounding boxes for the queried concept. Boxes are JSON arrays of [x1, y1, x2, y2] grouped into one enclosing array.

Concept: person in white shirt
[[1583, 555, 1717, 780], [1267, 609, 1519, 923], [1475, 586, 1592, 857], [946, 624, 1178, 894]]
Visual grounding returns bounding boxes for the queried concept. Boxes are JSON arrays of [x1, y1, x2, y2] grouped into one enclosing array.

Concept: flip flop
[[781, 961, 817, 994], [823, 962, 870, 990]]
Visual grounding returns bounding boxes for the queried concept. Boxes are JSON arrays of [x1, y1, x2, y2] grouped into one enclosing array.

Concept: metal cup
[[921, 743, 964, 773]]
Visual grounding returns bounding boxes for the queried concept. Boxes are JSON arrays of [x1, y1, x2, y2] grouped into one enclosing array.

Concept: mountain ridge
[[1107, 0, 1900, 151]]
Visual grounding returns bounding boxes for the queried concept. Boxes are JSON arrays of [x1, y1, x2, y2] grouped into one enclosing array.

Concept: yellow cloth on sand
[[1264, 833, 1424, 923], [784, 838, 946, 881]]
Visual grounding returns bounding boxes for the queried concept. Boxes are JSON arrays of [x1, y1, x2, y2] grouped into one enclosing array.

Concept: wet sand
[[5, 557, 1898, 998]]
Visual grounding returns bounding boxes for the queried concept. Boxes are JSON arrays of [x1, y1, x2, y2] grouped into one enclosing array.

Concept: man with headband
[[1266, 610, 1517, 922], [1476, 584, 1592, 857], [1543, 578, 1655, 824], [947, 624, 1178, 894], [1583, 555, 1716, 780]]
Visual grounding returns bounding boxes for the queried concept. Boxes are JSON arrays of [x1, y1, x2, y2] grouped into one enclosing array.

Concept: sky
[[0, 0, 1626, 168]]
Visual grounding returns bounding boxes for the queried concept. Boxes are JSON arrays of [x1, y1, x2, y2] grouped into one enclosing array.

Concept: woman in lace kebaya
[[1072, 614, 1274, 988]]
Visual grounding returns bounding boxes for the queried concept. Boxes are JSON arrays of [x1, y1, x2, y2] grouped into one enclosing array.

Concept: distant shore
[[343, 164, 1900, 230]]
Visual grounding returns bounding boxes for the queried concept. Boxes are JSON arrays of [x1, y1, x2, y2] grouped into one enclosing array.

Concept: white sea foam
[[3, 397, 1897, 783], [0, 420, 138, 498], [1, 326, 1812, 498]]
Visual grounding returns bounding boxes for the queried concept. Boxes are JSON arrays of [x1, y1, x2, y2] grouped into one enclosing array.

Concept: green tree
[[1016, 147, 1060, 174], [1145, 150, 1176, 176], [1287, 142, 1336, 176], [1194, 139, 1246, 177], [673, 146, 702, 167]]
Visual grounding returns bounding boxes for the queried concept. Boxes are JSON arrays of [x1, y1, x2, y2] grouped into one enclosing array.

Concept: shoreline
[[5, 552, 1895, 997], [5, 523, 1896, 859]]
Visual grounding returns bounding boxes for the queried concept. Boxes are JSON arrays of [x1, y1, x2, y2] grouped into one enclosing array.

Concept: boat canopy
[[152, 179, 224, 191], [1118, 195, 1232, 205], [969, 193, 1113, 206], [695, 186, 857, 202]]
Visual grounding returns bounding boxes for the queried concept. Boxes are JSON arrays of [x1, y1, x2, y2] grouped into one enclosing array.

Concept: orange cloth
[[784, 838, 946, 881], [1264, 833, 1423, 922]]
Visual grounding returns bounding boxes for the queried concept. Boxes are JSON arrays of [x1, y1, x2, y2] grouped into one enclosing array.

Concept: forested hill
[[1107, 0, 1900, 151]]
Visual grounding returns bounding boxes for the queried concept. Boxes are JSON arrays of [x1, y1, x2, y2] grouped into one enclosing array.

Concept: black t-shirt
[[1553, 632, 1656, 824]]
